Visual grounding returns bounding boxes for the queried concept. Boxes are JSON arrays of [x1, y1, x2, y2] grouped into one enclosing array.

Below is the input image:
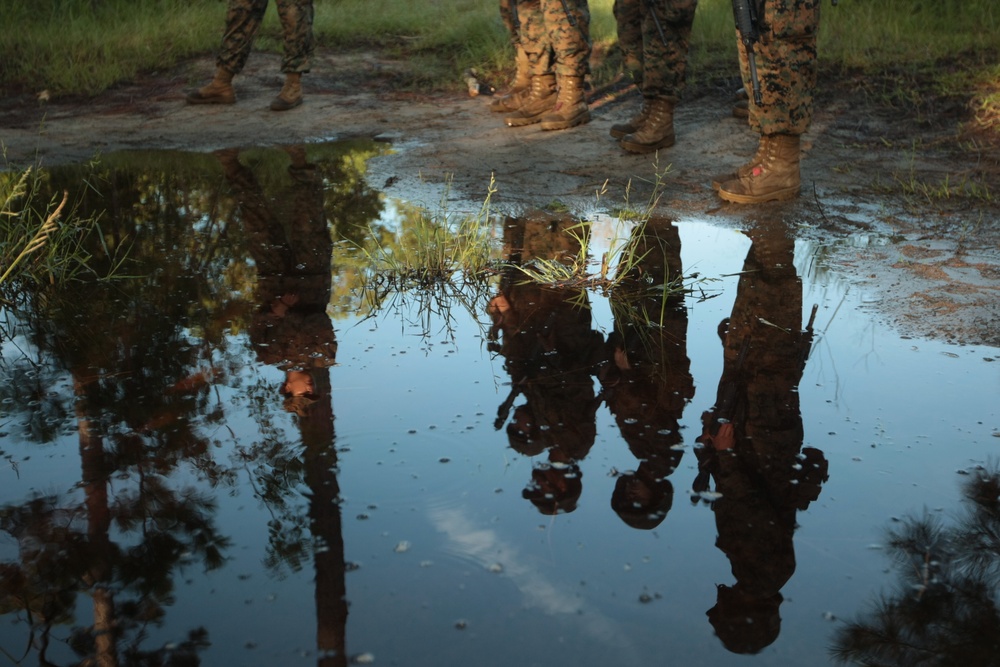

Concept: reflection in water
[[831, 466, 1000, 665], [221, 146, 348, 667], [692, 219, 829, 654], [600, 219, 693, 529], [488, 212, 605, 515], [0, 142, 383, 666]]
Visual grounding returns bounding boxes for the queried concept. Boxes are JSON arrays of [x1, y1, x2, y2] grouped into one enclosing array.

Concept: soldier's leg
[[621, 0, 697, 151], [540, 0, 592, 130], [271, 0, 315, 110], [188, 0, 268, 104], [504, 0, 558, 126], [610, 0, 648, 138], [718, 0, 820, 203]]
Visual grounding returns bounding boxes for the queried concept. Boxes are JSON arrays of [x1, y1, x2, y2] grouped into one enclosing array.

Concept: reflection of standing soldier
[[489, 213, 604, 514], [503, 0, 593, 131], [601, 221, 693, 528], [219, 147, 348, 666], [187, 0, 315, 111], [694, 219, 827, 654], [610, 0, 698, 154]]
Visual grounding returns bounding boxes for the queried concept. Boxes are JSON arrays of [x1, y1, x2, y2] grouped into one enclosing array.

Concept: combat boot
[[270, 72, 303, 111], [504, 74, 557, 127], [610, 99, 651, 140], [187, 67, 236, 105], [718, 133, 801, 204], [540, 76, 590, 131], [620, 97, 675, 153], [709, 137, 768, 190], [490, 46, 532, 113]]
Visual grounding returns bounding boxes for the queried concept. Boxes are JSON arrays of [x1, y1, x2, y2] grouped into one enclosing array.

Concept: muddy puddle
[[1, 142, 998, 666]]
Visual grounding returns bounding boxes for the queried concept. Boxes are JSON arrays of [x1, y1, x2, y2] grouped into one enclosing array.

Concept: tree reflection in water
[[0, 142, 384, 666], [831, 465, 1000, 666]]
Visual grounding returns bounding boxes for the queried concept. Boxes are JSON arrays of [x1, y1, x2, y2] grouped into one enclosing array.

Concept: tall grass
[[0, 0, 997, 98]]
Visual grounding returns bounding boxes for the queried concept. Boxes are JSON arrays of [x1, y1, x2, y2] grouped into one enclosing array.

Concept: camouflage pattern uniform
[[217, 0, 315, 75], [515, 0, 590, 78], [738, 0, 820, 135], [502, 0, 554, 73], [614, 0, 698, 101]]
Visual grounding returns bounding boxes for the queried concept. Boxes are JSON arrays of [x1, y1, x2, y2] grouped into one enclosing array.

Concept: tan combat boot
[[620, 97, 675, 153], [490, 46, 533, 113], [709, 137, 769, 190], [717, 134, 801, 204], [540, 76, 590, 131], [610, 99, 651, 140], [270, 72, 303, 111], [504, 74, 557, 127], [187, 67, 236, 105]]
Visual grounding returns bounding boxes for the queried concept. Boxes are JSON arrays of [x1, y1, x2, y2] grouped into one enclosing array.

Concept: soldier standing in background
[[610, 0, 698, 154], [187, 0, 315, 111], [714, 0, 821, 203], [503, 0, 592, 131]]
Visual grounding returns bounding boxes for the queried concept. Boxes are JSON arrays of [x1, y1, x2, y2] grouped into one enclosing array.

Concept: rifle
[[732, 0, 763, 106], [645, 0, 669, 47]]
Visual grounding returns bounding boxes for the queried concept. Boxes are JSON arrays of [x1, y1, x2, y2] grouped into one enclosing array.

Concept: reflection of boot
[[718, 134, 801, 204], [490, 45, 533, 113], [610, 99, 650, 140], [709, 138, 767, 191], [270, 72, 303, 111], [540, 76, 590, 131], [504, 74, 557, 127], [187, 67, 236, 105], [620, 97, 675, 153]]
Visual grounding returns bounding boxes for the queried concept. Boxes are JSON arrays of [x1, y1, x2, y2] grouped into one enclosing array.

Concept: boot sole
[[620, 136, 675, 154], [270, 97, 303, 111], [540, 110, 591, 131], [717, 185, 799, 204]]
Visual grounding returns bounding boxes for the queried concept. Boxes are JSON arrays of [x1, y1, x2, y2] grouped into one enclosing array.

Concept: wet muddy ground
[[2, 50, 999, 347]]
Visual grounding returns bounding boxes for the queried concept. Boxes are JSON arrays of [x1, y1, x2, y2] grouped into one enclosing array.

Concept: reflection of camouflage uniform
[[614, 0, 697, 100], [218, 0, 315, 75], [738, 0, 820, 135], [517, 0, 590, 78]]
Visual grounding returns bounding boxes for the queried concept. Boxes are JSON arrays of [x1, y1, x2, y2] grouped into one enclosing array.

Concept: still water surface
[[1, 143, 998, 666]]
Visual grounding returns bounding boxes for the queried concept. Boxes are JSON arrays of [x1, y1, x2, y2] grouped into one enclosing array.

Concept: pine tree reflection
[[600, 220, 693, 530], [693, 219, 828, 654], [831, 466, 1000, 665], [219, 147, 348, 667], [488, 213, 605, 515]]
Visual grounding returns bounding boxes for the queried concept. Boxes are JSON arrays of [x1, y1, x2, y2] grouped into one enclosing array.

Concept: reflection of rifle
[[511, 0, 521, 37], [732, 0, 763, 105], [645, 0, 668, 46]]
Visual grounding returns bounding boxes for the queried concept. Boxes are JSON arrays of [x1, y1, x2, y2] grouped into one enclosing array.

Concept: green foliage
[[2, 0, 998, 97], [0, 164, 108, 304]]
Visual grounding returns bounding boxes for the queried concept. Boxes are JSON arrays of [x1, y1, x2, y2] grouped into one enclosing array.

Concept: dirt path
[[2, 52, 999, 347]]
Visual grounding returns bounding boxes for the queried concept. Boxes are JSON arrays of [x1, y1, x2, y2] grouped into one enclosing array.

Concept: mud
[[1, 50, 998, 347]]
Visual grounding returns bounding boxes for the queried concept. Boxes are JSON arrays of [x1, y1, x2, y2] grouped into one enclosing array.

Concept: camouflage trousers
[[216, 0, 315, 75], [738, 0, 820, 135], [614, 0, 697, 100], [513, 0, 590, 78]]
